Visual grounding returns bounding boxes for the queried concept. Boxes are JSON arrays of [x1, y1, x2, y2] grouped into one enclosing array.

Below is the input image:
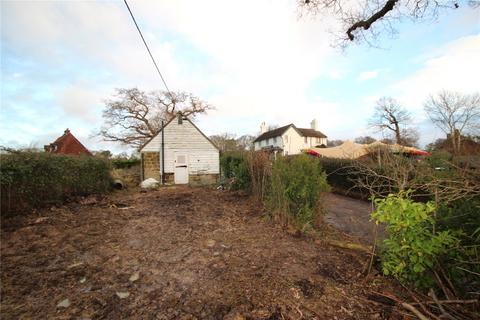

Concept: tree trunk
[[394, 123, 401, 144], [450, 129, 458, 155]]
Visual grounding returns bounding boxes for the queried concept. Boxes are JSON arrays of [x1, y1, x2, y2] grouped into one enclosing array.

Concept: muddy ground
[[1, 187, 409, 319], [323, 193, 381, 244]]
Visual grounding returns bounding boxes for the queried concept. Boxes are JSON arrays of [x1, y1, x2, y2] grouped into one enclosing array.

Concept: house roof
[[253, 124, 327, 142], [45, 129, 92, 156], [253, 124, 294, 143], [297, 128, 327, 139]]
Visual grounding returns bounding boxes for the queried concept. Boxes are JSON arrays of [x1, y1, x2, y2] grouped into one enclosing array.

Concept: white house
[[253, 119, 327, 155], [139, 113, 220, 185]]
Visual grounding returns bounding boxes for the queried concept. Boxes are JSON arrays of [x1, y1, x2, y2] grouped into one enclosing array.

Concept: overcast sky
[[1, 1, 479, 153]]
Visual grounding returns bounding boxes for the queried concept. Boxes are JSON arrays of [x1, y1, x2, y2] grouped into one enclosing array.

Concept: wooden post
[[161, 120, 165, 185]]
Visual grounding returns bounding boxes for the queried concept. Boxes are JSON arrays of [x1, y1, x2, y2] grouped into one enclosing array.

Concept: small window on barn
[[177, 155, 186, 164], [177, 113, 183, 124]]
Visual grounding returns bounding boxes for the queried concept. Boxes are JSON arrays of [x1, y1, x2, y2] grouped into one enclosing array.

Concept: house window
[[267, 138, 270, 145], [273, 137, 277, 143], [316, 137, 320, 143], [176, 155, 186, 164], [304, 137, 307, 143], [284, 135, 288, 143]]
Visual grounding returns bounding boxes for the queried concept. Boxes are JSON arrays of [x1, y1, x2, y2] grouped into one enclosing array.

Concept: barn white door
[[174, 154, 188, 184]]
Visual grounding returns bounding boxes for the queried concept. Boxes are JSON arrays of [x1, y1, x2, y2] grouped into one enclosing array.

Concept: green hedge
[[318, 158, 369, 198], [318, 157, 414, 199], [268, 155, 330, 227], [220, 152, 251, 190], [1, 152, 112, 213], [222, 152, 330, 227], [111, 157, 141, 169]]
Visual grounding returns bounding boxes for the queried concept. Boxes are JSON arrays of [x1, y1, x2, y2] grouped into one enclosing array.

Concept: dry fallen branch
[[410, 299, 479, 305], [401, 302, 429, 320], [429, 288, 456, 320], [326, 239, 372, 254]]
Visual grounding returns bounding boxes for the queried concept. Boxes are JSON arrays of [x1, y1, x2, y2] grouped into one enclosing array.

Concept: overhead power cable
[[123, 0, 172, 96]]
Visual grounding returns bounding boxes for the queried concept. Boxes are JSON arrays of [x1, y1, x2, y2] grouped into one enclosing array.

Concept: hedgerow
[[220, 152, 251, 190], [267, 155, 330, 227], [222, 152, 330, 228], [1, 151, 112, 213], [111, 157, 140, 169]]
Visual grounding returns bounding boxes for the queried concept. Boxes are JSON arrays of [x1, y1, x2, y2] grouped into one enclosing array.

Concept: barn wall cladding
[[140, 113, 220, 185]]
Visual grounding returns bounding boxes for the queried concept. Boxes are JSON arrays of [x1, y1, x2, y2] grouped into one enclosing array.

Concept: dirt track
[[323, 193, 379, 244], [1, 187, 404, 319]]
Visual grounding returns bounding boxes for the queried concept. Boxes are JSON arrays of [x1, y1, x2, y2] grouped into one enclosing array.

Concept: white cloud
[[392, 34, 480, 109], [57, 85, 103, 122], [1, 0, 340, 143], [358, 70, 379, 81], [1, 0, 479, 151]]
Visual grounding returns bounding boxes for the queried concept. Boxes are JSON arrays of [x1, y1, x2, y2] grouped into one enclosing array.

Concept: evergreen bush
[[1, 151, 112, 213], [268, 155, 330, 227]]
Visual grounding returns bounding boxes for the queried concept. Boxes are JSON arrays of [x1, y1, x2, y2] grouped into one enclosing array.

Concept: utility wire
[[123, 0, 172, 96]]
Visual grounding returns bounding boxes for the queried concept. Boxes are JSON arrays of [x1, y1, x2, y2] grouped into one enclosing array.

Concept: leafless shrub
[[246, 151, 272, 201]]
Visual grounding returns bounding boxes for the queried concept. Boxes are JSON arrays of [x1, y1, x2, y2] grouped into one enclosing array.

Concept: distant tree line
[[95, 88, 479, 157], [209, 133, 256, 153]]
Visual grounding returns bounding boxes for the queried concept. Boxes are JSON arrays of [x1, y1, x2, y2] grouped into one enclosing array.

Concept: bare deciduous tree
[[354, 136, 377, 144], [236, 135, 256, 151], [97, 88, 213, 148], [210, 134, 256, 152], [349, 147, 480, 203], [368, 97, 418, 146], [210, 133, 238, 152], [298, 0, 479, 46], [327, 139, 344, 146], [424, 90, 480, 155]]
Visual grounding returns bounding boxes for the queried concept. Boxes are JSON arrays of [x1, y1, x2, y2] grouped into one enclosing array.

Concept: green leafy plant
[[372, 191, 459, 288], [1, 151, 112, 213], [268, 155, 330, 228], [220, 152, 251, 190], [112, 157, 140, 169]]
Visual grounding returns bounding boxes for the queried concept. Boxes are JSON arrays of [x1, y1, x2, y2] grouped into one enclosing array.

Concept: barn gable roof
[[139, 113, 219, 152]]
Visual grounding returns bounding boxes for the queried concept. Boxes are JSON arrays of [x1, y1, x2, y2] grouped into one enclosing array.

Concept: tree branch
[[346, 0, 399, 41]]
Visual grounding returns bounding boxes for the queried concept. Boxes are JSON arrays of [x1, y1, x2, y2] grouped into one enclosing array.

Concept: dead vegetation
[[1, 187, 476, 319]]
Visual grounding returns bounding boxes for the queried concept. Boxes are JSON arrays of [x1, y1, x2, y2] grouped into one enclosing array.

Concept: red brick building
[[44, 129, 92, 156]]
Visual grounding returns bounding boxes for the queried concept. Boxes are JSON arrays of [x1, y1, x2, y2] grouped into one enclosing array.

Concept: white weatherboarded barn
[[139, 113, 220, 185]]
